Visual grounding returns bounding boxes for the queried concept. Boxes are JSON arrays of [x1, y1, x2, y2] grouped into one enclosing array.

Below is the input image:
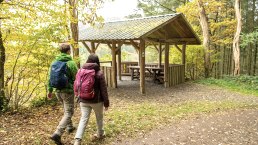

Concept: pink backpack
[[74, 69, 96, 99]]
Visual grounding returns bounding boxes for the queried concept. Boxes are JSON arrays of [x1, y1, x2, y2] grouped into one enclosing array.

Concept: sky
[[97, 0, 139, 21]]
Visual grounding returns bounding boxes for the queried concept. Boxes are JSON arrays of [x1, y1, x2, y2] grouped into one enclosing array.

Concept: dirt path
[[110, 79, 258, 145], [0, 80, 258, 145], [115, 109, 258, 145]]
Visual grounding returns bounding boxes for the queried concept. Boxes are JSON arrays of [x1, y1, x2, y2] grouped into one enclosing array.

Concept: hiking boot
[[93, 133, 106, 140], [74, 138, 81, 145], [50, 134, 63, 145], [67, 126, 76, 134]]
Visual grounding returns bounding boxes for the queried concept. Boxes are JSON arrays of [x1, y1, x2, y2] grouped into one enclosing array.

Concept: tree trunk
[[197, 0, 211, 78], [0, 6, 6, 111], [253, 42, 257, 75], [68, 0, 79, 59], [232, 0, 241, 75]]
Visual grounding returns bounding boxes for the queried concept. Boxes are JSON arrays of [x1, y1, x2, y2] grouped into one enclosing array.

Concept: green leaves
[[2, 0, 65, 110], [240, 31, 258, 47]]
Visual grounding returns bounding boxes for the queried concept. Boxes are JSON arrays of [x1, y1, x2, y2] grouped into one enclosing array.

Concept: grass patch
[[196, 75, 258, 96], [81, 100, 257, 144]]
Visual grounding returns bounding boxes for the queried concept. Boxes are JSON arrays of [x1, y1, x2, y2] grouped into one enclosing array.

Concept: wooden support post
[[111, 41, 117, 88], [91, 42, 96, 53], [182, 43, 186, 65], [182, 43, 186, 82], [158, 43, 162, 68], [140, 39, 145, 94], [164, 43, 169, 88], [138, 50, 141, 66], [118, 48, 122, 81]]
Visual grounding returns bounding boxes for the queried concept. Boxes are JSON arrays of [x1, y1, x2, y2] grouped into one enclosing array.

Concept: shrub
[[30, 96, 58, 108]]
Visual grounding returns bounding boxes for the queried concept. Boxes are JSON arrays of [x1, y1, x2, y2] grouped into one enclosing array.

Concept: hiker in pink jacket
[[74, 54, 109, 145]]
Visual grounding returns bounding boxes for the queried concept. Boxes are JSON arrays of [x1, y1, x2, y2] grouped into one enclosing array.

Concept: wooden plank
[[140, 39, 145, 94], [180, 66, 184, 83], [182, 65, 184, 83], [178, 66, 181, 84], [175, 66, 177, 85], [172, 66, 175, 86], [105, 67, 108, 87], [177, 66, 179, 85], [176, 66, 179, 84], [180, 65, 184, 83], [169, 66, 172, 87], [108, 67, 112, 87]]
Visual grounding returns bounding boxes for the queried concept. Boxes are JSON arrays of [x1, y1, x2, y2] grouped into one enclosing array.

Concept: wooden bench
[[128, 66, 164, 83]]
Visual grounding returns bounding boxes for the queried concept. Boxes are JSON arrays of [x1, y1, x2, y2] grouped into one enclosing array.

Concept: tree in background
[[138, 0, 236, 76], [232, 0, 241, 75], [1, 0, 67, 110], [197, 0, 212, 78], [240, 0, 258, 75], [0, 0, 6, 111], [137, 0, 189, 16], [0, 0, 109, 110], [67, 0, 105, 62]]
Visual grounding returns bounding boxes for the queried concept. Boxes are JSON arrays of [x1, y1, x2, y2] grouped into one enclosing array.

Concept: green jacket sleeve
[[67, 60, 78, 82], [47, 62, 54, 93]]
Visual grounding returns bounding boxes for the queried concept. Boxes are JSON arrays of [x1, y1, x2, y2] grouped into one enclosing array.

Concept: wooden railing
[[121, 61, 138, 76], [100, 61, 112, 66], [100, 62, 185, 87], [100, 66, 113, 88], [168, 64, 185, 86]]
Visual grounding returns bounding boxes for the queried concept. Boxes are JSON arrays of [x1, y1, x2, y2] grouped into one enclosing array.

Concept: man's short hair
[[59, 44, 71, 53]]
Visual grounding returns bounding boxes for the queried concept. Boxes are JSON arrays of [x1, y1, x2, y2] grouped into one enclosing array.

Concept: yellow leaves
[[177, 0, 236, 45]]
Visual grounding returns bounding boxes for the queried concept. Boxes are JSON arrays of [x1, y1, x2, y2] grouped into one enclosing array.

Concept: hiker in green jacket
[[48, 43, 78, 145]]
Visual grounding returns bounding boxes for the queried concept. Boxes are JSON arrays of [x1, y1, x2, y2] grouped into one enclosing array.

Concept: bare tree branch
[[153, 0, 176, 13]]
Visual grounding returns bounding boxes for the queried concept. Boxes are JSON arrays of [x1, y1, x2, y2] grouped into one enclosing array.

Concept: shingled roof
[[79, 13, 201, 45]]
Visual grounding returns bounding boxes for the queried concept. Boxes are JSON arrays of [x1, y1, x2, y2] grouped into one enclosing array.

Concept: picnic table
[[128, 66, 164, 83]]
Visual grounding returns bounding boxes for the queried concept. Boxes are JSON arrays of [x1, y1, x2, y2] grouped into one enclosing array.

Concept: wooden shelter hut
[[79, 13, 201, 94]]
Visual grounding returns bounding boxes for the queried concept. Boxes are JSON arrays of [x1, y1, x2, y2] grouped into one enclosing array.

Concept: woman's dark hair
[[86, 54, 100, 66], [59, 44, 70, 53]]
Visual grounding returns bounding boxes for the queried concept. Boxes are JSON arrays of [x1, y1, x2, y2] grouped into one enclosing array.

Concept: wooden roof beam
[[152, 43, 159, 51], [166, 38, 195, 42], [95, 42, 100, 50], [130, 40, 140, 50], [81, 41, 91, 53], [175, 44, 182, 53], [107, 42, 112, 49], [145, 37, 163, 43]]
